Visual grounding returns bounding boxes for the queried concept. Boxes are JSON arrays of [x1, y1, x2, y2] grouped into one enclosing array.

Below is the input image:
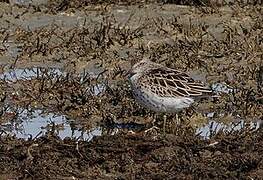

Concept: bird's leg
[[163, 114, 167, 134], [175, 113, 180, 125], [144, 113, 159, 134], [152, 112, 156, 124]]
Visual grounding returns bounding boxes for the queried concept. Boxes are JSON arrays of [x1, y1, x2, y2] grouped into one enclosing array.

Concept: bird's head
[[127, 58, 153, 81]]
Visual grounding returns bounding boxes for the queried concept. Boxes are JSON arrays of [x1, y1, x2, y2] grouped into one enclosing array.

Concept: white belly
[[133, 87, 194, 113]]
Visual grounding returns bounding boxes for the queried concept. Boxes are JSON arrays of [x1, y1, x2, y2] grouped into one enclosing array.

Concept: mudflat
[[0, 0, 262, 179]]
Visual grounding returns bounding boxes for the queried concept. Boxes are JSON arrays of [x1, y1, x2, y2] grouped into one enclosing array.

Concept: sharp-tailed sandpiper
[[128, 58, 212, 132]]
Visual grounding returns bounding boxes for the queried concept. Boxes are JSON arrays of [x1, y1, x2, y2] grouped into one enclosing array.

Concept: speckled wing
[[138, 67, 212, 98]]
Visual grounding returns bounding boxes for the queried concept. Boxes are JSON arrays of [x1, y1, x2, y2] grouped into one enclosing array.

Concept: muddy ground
[[0, 129, 262, 179], [0, 0, 262, 179]]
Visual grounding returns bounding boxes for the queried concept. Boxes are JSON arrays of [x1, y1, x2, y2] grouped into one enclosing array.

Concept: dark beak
[[125, 69, 135, 79]]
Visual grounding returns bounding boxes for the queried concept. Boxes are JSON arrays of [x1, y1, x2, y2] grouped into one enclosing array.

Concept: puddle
[[196, 120, 261, 139], [91, 83, 106, 96], [0, 67, 107, 96], [0, 67, 259, 140], [9, 0, 32, 6], [0, 108, 142, 141], [0, 109, 102, 141], [0, 107, 261, 141], [211, 83, 234, 94], [0, 67, 63, 82], [10, 0, 48, 6]]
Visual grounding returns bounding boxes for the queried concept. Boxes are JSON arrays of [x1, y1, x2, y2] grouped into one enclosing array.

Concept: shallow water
[[0, 67, 261, 140], [0, 67, 106, 140], [1, 106, 260, 140], [211, 83, 234, 94], [196, 120, 261, 139], [0, 67, 106, 95], [0, 109, 102, 141], [0, 67, 63, 82]]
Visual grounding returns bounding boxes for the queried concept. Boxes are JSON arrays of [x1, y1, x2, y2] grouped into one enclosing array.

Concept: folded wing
[[138, 67, 212, 98]]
